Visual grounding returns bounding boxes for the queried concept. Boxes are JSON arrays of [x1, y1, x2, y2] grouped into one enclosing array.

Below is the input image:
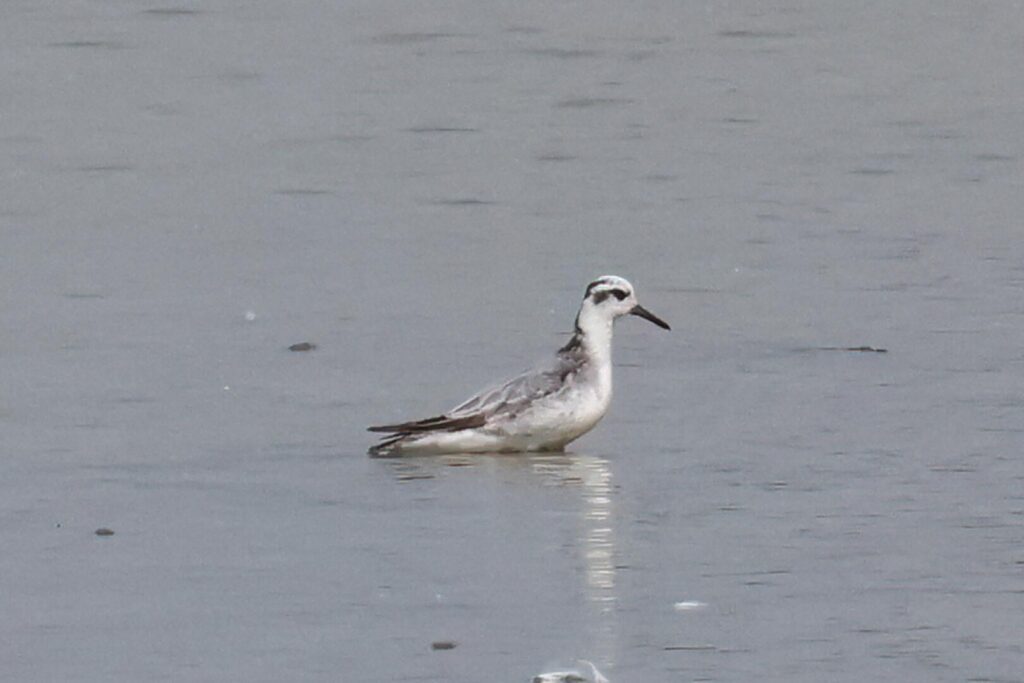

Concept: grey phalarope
[[368, 275, 669, 456]]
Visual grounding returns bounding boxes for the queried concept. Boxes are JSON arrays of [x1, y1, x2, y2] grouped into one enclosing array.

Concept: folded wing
[[367, 413, 486, 434], [368, 355, 576, 436]]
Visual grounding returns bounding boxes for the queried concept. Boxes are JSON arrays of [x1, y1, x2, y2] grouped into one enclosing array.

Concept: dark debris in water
[[406, 126, 479, 134], [288, 342, 317, 352], [556, 96, 633, 109], [798, 345, 888, 354], [142, 8, 203, 16], [397, 473, 435, 481], [49, 40, 130, 50], [717, 29, 797, 39], [429, 198, 496, 206], [372, 32, 466, 45], [431, 641, 457, 650], [95, 528, 115, 536], [275, 188, 332, 196]]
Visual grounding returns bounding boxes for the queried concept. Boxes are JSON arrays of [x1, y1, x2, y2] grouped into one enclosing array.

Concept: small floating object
[[533, 660, 608, 683], [94, 528, 115, 536], [431, 641, 456, 650], [817, 345, 888, 353], [397, 473, 435, 481], [673, 600, 707, 611], [288, 342, 317, 352]]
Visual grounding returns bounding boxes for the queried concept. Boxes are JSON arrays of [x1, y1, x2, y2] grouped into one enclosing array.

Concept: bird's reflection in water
[[529, 454, 618, 676], [528, 455, 616, 595], [382, 452, 618, 674]]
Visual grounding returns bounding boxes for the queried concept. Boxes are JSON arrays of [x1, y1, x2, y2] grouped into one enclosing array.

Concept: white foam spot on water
[[533, 660, 608, 683], [244, 310, 256, 321], [673, 600, 707, 611]]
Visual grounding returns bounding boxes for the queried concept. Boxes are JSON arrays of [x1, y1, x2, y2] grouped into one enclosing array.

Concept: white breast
[[512, 363, 612, 450]]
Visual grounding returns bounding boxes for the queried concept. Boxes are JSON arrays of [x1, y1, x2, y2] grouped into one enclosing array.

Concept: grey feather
[[367, 335, 588, 453]]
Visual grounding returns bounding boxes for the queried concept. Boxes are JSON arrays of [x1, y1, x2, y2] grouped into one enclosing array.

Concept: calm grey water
[[2, 1, 1023, 681]]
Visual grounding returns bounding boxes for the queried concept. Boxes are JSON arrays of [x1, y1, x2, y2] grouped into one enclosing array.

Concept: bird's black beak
[[630, 304, 671, 330]]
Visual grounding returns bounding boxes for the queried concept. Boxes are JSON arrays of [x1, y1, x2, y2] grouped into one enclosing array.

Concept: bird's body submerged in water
[[368, 276, 670, 456]]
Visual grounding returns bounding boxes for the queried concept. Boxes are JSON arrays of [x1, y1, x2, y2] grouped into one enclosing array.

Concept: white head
[[574, 275, 671, 335]]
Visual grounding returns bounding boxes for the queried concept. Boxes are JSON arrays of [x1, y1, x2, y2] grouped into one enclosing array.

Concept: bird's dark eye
[[590, 287, 629, 305]]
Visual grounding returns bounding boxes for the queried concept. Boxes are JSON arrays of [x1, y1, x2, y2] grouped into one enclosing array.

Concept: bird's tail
[[367, 433, 408, 457]]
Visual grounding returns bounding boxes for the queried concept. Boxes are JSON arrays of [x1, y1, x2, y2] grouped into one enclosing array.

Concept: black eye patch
[[591, 288, 629, 305]]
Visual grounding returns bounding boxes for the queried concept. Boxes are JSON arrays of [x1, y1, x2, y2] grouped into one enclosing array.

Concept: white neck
[[573, 308, 615, 404], [581, 320, 612, 361], [574, 306, 615, 365]]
